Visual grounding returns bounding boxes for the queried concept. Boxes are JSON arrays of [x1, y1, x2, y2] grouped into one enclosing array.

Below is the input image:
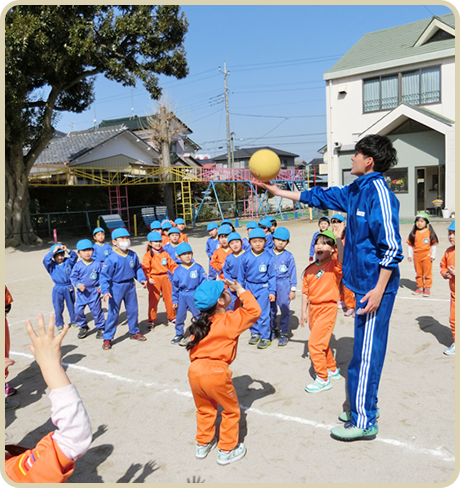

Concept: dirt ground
[[4, 217, 456, 484]]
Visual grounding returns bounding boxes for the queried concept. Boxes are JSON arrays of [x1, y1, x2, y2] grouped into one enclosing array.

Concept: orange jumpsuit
[[161, 234, 170, 246], [178, 232, 188, 243], [5, 286, 13, 378], [188, 290, 261, 451], [142, 249, 178, 323], [440, 246, 455, 341], [302, 258, 342, 381], [407, 229, 434, 289], [210, 247, 232, 280]]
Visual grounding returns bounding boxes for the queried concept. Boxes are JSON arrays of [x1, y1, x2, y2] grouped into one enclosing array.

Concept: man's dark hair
[[355, 134, 397, 173]]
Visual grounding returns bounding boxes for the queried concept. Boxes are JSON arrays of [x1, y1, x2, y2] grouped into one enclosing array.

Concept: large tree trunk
[[5, 144, 41, 247], [161, 139, 175, 221]]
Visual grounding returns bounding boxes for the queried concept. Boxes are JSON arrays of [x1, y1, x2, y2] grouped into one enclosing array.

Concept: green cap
[[319, 230, 337, 244], [415, 211, 430, 223]]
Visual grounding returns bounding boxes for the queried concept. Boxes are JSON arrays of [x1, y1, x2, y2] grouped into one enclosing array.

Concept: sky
[[55, 4, 454, 163]]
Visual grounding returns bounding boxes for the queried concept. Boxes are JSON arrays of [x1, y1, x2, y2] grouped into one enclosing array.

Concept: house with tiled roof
[[323, 13, 455, 218], [212, 146, 299, 169]]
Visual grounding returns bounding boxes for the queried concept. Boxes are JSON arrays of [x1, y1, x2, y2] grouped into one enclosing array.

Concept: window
[[383, 168, 408, 193], [363, 67, 440, 113]]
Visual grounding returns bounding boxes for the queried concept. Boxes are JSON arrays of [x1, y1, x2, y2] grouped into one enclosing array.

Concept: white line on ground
[[397, 296, 449, 302], [10, 351, 454, 464]]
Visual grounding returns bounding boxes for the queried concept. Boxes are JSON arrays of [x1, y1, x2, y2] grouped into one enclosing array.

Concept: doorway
[[416, 168, 425, 212]]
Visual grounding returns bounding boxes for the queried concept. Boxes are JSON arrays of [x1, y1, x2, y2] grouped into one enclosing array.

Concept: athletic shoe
[[195, 438, 217, 459], [77, 326, 90, 339], [147, 322, 155, 330], [102, 340, 112, 350], [327, 368, 341, 381], [171, 334, 184, 344], [270, 329, 279, 341], [257, 338, 271, 349], [278, 333, 289, 346], [69, 323, 79, 329], [338, 409, 380, 423], [130, 332, 147, 342], [217, 443, 247, 466], [330, 421, 378, 442], [444, 343, 455, 356], [337, 300, 345, 309], [423, 288, 431, 297], [179, 336, 189, 347], [305, 377, 332, 393], [167, 319, 176, 327], [5, 398, 20, 411], [248, 334, 260, 345], [96, 329, 104, 339], [6, 386, 17, 397], [412, 288, 423, 295], [344, 309, 355, 317], [56, 326, 64, 333]]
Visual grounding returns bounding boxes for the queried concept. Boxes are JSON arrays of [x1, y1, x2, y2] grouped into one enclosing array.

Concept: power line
[[230, 112, 326, 119]]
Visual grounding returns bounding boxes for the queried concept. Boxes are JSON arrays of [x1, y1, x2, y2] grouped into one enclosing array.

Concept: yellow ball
[[249, 149, 281, 182]]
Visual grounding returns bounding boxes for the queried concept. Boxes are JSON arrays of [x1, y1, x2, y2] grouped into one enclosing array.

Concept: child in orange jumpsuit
[[210, 224, 233, 280], [142, 231, 178, 329], [5, 286, 18, 407], [300, 228, 344, 393], [440, 220, 455, 356], [407, 211, 439, 297], [186, 279, 261, 465], [175, 218, 189, 243], [5, 314, 92, 483], [161, 221, 172, 246]]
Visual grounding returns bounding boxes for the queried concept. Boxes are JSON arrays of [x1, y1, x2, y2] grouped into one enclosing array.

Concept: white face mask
[[118, 240, 131, 251]]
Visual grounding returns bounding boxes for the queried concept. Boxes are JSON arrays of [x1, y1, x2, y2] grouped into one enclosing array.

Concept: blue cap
[[227, 232, 242, 243], [221, 219, 232, 226], [93, 227, 105, 235], [161, 221, 172, 229], [218, 224, 232, 236], [246, 221, 258, 229], [147, 231, 162, 242], [331, 214, 345, 223], [259, 218, 272, 228], [273, 227, 290, 241], [76, 239, 94, 251], [150, 221, 161, 230], [268, 216, 277, 223], [194, 281, 225, 311], [175, 218, 185, 225], [112, 228, 130, 240], [168, 227, 180, 235], [207, 222, 218, 231], [448, 220, 455, 231], [176, 242, 192, 255], [249, 228, 266, 240], [50, 244, 65, 254]]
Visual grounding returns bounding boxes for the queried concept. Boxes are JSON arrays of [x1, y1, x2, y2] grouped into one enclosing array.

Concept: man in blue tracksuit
[[258, 135, 403, 441], [100, 228, 147, 350], [43, 243, 78, 330]]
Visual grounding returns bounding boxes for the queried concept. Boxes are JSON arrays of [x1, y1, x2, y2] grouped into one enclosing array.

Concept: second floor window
[[363, 66, 441, 112]]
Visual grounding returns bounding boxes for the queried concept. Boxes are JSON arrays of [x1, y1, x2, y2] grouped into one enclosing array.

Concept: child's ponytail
[[185, 305, 217, 350], [428, 224, 439, 245]]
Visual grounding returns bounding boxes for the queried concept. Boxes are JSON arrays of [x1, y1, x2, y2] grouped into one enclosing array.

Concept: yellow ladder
[[175, 180, 193, 223]]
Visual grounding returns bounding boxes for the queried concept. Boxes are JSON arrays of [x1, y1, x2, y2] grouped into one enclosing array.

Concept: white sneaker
[[217, 443, 246, 465], [327, 368, 341, 381], [305, 376, 332, 393], [344, 309, 355, 317], [444, 343, 455, 356], [195, 438, 217, 459]]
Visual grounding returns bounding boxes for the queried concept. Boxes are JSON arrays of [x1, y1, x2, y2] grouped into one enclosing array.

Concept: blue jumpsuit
[[269, 249, 297, 335], [299, 171, 403, 429], [205, 237, 220, 280], [222, 251, 246, 310], [100, 250, 146, 341], [309, 231, 320, 260], [92, 242, 112, 263], [163, 243, 182, 265], [43, 250, 78, 327], [172, 263, 207, 336], [242, 237, 251, 252], [265, 233, 274, 251], [70, 260, 105, 330], [238, 250, 276, 340]]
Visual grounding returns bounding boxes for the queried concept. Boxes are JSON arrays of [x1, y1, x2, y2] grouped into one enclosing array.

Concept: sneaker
[[77, 326, 90, 339], [330, 421, 378, 442], [248, 334, 260, 345], [344, 309, 355, 317], [6, 386, 17, 397], [69, 323, 79, 329], [444, 343, 455, 356], [412, 288, 423, 295], [96, 329, 104, 339], [102, 340, 112, 350], [278, 333, 288, 347], [195, 438, 217, 459], [305, 376, 332, 393], [130, 332, 147, 342], [327, 368, 341, 381], [217, 443, 247, 466], [270, 329, 279, 341], [179, 336, 190, 347], [147, 322, 155, 330], [338, 409, 380, 423], [171, 334, 184, 344], [5, 397, 20, 411], [167, 319, 176, 327], [56, 326, 64, 333], [423, 288, 431, 297], [257, 338, 271, 349], [337, 300, 344, 309]]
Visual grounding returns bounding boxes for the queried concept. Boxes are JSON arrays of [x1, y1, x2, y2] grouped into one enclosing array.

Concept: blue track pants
[[52, 284, 76, 327], [103, 281, 140, 340]]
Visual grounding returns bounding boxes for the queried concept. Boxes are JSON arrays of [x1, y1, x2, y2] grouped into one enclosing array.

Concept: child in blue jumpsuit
[[257, 134, 403, 441], [258, 219, 274, 251], [100, 228, 147, 350], [92, 227, 112, 263], [150, 221, 162, 231], [164, 228, 182, 264], [242, 222, 257, 251], [309, 217, 330, 262], [205, 222, 220, 280], [223, 232, 246, 310], [70, 239, 105, 340], [269, 227, 297, 346], [43, 244, 78, 331], [238, 227, 276, 349], [171, 243, 207, 345]]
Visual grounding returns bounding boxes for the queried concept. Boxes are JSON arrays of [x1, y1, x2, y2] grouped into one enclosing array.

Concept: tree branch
[[61, 68, 101, 92]]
